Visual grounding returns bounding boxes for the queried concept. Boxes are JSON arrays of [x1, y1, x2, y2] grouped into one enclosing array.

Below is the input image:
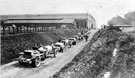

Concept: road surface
[[0, 30, 97, 78]]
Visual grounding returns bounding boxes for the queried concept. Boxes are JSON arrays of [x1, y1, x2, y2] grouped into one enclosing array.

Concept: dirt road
[[0, 30, 97, 78]]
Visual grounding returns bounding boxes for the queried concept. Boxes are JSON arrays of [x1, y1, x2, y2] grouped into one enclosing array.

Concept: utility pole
[[133, 15, 135, 31], [133, 15, 135, 30], [87, 12, 89, 29]]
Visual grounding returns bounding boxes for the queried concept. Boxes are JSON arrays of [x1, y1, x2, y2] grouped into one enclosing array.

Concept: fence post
[[3, 25, 5, 35], [36, 26, 37, 32], [38, 26, 39, 32], [37, 26, 38, 32], [39, 26, 41, 32], [16, 26, 19, 33], [35, 26, 36, 32], [41, 26, 42, 32], [27, 26, 28, 32], [20, 26, 22, 33], [43, 26, 44, 32], [33, 26, 34, 32], [41, 25, 43, 32], [40, 26, 41, 32], [24, 26, 25, 33], [44, 26, 45, 32], [12, 26, 15, 34], [8, 26, 10, 34], [29, 26, 31, 32]]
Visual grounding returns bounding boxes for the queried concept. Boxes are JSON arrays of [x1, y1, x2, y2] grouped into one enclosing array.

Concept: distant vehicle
[[61, 39, 72, 48], [77, 35, 83, 40], [58, 37, 66, 42], [86, 31, 91, 34], [54, 42, 65, 52], [69, 38, 77, 45], [18, 50, 44, 67], [38, 45, 56, 58]]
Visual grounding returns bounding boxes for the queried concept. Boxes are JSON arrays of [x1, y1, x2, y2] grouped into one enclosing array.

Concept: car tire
[[73, 42, 76, 45], [31, 57, 41, 67], [60, 47, 63, 52]]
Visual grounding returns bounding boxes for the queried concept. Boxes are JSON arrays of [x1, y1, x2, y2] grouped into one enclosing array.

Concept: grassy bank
[[1, 29, 85, 65], [52, 27, 135, 78]]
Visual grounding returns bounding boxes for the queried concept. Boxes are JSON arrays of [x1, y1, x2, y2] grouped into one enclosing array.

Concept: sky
[[0, 0, 135, 28]]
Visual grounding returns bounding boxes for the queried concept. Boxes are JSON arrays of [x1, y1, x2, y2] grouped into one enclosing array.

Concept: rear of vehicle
[[69, 38, 76, 45], [18, 50, 41, 67], [54, 42, 65, 52], [19, 51, 32, 64], [78, 35, 83, 40]]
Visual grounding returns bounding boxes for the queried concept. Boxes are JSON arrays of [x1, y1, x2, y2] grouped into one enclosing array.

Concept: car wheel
[[73, 42, 76, 45], [32, 57, 41, 67], [60, 47, 63, 52]]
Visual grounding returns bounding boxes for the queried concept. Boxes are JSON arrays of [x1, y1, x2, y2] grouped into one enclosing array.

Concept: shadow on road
[[12, 62, 32, 68]]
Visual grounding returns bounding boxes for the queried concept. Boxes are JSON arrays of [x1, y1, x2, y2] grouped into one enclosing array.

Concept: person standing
[[84, 34, 89, 42]]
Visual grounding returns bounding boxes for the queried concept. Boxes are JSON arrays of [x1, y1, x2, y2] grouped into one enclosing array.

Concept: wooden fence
[[1, 25, 78, 35]]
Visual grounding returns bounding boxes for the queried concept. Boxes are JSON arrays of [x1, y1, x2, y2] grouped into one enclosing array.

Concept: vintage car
[[18, 50, 45, 67], [69, 38, 77, 45], [58, 37, 66, 42], [77, 35, 83, 40], [61, 39, 72, 48], [54, 42, 65, 52], [39, 45, 57, 58], [74, 35, 83, 41]]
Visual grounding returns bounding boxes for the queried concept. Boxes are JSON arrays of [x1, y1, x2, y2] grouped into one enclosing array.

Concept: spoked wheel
[[35, 57, 41, 67], [32, 57, 41, 67]]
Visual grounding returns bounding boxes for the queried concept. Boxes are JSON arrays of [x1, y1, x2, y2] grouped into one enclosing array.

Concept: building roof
[[4, 19, 75, 24], [106, 25, 133, 27], [1, 13, 89, 20], [113, 25, 133, 27]]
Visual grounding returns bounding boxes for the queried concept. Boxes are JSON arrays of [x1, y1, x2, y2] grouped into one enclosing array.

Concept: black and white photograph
[[0, 0, 135, 78]]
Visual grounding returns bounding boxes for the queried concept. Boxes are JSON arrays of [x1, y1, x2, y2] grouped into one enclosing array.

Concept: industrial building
[[1, 13, 96, 34], [1, 13, 96, 28]]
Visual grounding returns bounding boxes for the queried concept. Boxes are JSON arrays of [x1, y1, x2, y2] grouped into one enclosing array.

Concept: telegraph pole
[[133, 15, 135, 31], [133, 21, 135, 31]]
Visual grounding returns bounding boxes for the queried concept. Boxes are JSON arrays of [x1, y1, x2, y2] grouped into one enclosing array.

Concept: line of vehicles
[[18, 31, 90, 67]]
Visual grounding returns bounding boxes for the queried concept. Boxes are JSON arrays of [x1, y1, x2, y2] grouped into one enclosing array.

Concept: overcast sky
[[0, 0, 135, 27]]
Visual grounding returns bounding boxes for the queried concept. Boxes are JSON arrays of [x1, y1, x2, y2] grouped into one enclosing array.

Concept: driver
[[32, 43, 39, 50]]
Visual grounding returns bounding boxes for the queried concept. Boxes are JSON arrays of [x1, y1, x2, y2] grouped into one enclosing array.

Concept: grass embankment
[[1, 29, 85, 65], [52, 27, 135, 78]]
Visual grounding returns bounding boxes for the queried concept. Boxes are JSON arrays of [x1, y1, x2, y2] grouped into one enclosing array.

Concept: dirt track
[[0, 30, 97, 78]]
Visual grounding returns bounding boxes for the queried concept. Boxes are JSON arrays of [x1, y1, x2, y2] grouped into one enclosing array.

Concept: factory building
[[1, 13, 96, 29]]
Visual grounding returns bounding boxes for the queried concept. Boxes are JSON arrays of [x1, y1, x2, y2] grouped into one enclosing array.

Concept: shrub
[[53, 26, 135, 78]]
